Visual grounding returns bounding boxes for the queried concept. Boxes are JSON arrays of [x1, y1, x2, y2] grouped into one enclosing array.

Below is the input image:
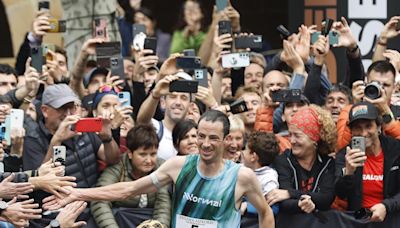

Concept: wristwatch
[[0, 200, 8, 215], [382, 113, 394, 124], [49, 219, 61, 228]]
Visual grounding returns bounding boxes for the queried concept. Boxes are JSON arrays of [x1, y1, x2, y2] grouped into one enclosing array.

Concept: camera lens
[[119, 94, 123, 98], [364, 83, 381, 99]]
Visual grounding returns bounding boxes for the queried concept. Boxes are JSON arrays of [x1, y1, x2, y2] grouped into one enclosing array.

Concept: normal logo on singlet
[[363, 174, 383, 181], [183, 192, 222, 208]]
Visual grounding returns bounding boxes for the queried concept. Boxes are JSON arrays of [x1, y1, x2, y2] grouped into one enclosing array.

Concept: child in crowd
[[241, 131, 280, 216]]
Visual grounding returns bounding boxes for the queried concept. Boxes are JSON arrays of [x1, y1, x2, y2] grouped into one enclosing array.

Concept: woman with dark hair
[[117, 3, 171, 60], [172, 119, 198, 155], [170, 0, 207, 54]]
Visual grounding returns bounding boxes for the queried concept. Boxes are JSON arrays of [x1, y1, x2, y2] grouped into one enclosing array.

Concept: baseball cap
[[42, 84, 80, 109], [348, 101, 378, 125], [83, 67, 109, 88]]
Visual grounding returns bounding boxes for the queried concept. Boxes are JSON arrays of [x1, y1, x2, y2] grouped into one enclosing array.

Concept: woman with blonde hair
[[223, 115, 245, 162], [266, 105, 337, 217]]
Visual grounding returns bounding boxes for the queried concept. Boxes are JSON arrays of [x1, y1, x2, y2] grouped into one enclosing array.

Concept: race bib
[[176, 214, 218, 228]]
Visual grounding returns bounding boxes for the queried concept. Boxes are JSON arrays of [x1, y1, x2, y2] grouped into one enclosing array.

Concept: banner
[[289, 0, 400, 84]]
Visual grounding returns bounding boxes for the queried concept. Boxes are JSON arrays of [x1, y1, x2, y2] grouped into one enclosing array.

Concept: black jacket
[[335, 135, 400, 213], [273, 150, 336, 213]]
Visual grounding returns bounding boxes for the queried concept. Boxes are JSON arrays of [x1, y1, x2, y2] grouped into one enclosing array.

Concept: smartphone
[[4, 109, 24, 146], [221, 52, 250, 68], [133, 24, 146, 39], [183, 49, 196, 57], [194, 69, 208, 88], [3, 116, 11, 146], [93, 18, 107, 38], [230, 99, 248, 114], [118, 92, 131, 107], [311, 31, 339, 46], [143, 37, 157, 56], [30, 46, 43, 73], [322, 18, 334, 36], [351, 136, 366, 153], [96, 42, 121, 68], [169, 80, 198, 93], [0, 123, 6, 141], [38, 0, 49, 10], [218, 20, 232, 36], [73, 118, 103, 133], [276, 25, 291, 40], [216, 0, 228, 12], [234, 35, 263, 49], [110, 55, 125, 79], [271, 89, 302, 103], [42, 44, 56, 61], [176, 56, 202, 69], [9, 109, 24, 130], [132, 24, 146, 50], [53, 146, 66, 165], [47, 19, 66, 33]]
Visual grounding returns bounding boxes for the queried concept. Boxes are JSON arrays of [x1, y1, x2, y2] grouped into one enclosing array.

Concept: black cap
[[83, 67, 109, 88], [348, 101, 378, 125]]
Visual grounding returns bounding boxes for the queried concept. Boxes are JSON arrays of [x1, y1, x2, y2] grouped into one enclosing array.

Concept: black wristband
[[101, 137, 113, 143]]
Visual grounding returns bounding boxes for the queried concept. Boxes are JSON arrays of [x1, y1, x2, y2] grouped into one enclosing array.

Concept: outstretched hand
[[55, 201, 88, 228], [43, 186, 78, 211]]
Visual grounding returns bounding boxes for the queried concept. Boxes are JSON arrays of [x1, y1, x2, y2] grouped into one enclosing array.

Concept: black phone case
[[234, 35, 263, 49], [169, 80, 198, 93], [96, 42, 121, 68], [110, 55, 125, 80], [230, 99, 248, 114], [176, 57, 202, 69], [218, 20, 232, 36], [144, 37, 157, 56]]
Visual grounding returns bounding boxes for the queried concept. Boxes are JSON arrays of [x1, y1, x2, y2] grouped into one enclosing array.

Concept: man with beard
[[137, 74, 191, 160], [43, 110, 275, 228]]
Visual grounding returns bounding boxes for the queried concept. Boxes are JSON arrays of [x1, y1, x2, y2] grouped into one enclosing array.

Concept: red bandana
[[289, 107, 321, 142]]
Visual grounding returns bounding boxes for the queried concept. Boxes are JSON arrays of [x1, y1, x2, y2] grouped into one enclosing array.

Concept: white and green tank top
[[171, 154, 241, 228]]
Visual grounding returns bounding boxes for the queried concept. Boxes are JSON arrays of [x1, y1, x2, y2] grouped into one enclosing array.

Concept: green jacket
[[91, 153, 171, 228], [170, 30, 206, 54]]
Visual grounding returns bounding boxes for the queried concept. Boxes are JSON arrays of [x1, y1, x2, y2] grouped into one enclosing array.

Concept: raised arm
[[137, 75, 179, 124], [372, 16, 400, 63], [69, 38, 107, 99]]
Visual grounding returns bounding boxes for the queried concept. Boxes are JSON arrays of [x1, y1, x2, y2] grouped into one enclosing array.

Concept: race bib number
[[176, 214, 218, 228]]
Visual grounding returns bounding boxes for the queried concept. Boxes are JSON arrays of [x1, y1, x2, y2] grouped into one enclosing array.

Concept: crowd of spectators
[[0, 0, 400, 227]]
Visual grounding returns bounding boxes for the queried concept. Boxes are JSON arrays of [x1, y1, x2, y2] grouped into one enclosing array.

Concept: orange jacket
[[254, 106, 291, 153], [254, 106, 274, 132]]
